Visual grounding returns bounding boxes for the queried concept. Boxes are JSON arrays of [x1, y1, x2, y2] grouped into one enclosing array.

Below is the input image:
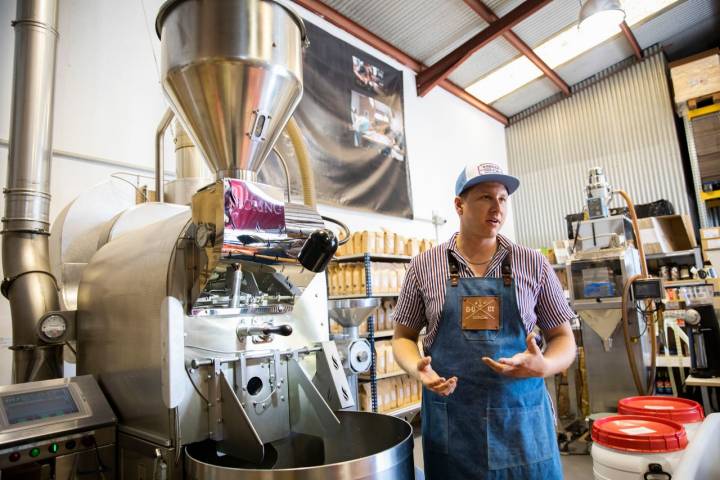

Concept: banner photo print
[[260, 21, 413, 218]]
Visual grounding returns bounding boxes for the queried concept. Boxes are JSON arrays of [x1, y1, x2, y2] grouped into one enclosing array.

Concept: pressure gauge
[[195, 223, 215, 248], [39, 314, 67, 342]]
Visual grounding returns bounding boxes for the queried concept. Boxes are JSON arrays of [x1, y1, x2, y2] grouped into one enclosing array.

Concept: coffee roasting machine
[[0, 0, 414, 478]]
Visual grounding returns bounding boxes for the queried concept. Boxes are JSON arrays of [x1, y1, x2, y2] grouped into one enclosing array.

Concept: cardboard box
[[638, 218, 663, 254], [638, 215, 697, 253], [702, 237, 720, 251], [553, 240, 571, 265], [670, 49, 720, 104], [701, 227, 720, 240]]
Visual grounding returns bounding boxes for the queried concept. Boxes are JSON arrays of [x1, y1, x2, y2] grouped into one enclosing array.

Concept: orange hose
[[616, 189, 656, 395], [615, 190, 648, 277], [622, 274, 644, 394]]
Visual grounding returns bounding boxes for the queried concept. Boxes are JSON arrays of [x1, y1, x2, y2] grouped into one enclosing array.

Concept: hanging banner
[[261, 21, 413, 218]]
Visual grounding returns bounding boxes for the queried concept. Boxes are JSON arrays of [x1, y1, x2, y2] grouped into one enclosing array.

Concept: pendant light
[[578, 0, 626, 35]]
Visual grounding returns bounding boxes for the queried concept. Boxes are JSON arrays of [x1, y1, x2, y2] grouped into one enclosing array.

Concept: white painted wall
[[0, 0, 508, 385]]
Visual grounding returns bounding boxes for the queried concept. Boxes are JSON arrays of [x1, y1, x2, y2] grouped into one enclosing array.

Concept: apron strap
[[447, 250, 460, 287], [447, 247, 513, 286], [501, 252, 513, 286]]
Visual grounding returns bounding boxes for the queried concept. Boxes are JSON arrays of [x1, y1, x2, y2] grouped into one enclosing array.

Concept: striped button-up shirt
[[395, 233, 575, 350]]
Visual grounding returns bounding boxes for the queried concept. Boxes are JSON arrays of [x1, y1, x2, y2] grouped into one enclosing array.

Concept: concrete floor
[[412, 431, 594, 479]]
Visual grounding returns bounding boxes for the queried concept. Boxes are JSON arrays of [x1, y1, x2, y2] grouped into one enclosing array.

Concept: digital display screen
[[2, 387, 79, 425], [632, 279, 663, 300]]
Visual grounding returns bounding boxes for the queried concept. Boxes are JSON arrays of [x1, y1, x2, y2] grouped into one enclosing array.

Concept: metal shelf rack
[[385, 402, 422, 422], [327, 252, 411, 413]]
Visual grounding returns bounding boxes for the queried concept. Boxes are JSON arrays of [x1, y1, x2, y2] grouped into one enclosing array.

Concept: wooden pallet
[[686, 92, 720, 120], [688, 92, 720, 110]]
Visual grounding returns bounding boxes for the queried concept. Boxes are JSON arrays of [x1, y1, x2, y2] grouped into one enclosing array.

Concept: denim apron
[[421, 251, 562, 479]]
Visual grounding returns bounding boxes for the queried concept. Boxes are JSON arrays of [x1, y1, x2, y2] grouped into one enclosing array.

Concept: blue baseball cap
[[455, 163, 520, 196]]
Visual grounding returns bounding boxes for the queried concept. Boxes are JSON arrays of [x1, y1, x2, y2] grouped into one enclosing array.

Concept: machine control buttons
[[81, 435, 95, 447], [65, 439, 77, 450], [29, 447, 40, 458], [9, 452, 20, 462], [48, 443, 59, 454]]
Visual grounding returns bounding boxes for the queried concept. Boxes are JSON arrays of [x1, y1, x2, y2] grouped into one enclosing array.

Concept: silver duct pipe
[[2, 0, 62, 383], [155, 107, 174, 202]]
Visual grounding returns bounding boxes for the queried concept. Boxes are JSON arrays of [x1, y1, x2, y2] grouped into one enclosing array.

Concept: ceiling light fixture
[[466, 0, 677, 104], [578, 0, 626, 36]]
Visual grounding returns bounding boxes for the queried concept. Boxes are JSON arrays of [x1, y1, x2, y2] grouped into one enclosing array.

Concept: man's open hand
[[482, 333, 548, 378], [417, 356, 457, 396]]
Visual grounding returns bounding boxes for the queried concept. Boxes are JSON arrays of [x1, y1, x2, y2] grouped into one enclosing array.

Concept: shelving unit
[[664, 279, 711, 287], [385, 401, 421, 421], [334, 253, 412, 263], [362, 329, 394, 339], [645, 248, 702, 264], [327, 252, 413, 414], [328, 294, 399, 300], [359, 370, 406, 381]]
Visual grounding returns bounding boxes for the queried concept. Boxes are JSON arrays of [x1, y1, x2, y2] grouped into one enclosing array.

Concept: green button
[[48, 443, 59, 454], [29, 447, 40, 458]]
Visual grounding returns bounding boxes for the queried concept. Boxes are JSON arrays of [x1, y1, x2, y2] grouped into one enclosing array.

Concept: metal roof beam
[[416, 0, 552, 97], [462, 0, 570, 96], [291, 0, 508, 124], [620, 21, 643, 60]]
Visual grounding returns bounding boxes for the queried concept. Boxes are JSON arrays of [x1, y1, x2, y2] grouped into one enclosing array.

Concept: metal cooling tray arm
[[287, 358, 341, 439], [218, 370, 264, 463]]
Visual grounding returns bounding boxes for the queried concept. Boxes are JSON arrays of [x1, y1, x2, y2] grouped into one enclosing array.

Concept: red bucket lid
[[618, 396, 704, 424], [592, 415, 688, 453]]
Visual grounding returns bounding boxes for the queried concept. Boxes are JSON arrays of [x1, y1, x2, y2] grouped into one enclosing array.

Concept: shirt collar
[[446, 232, 512, 274]]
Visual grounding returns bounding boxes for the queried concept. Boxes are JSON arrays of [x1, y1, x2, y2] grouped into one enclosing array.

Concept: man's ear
[[454, 196, 463, 215]]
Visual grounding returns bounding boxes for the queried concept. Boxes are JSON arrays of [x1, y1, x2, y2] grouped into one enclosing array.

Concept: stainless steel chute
[[328, 298, 381, 329], [156, 0, 307, 179]]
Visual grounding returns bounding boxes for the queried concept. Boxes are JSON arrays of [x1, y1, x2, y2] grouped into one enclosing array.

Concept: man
[[392, 163, 576, 479]]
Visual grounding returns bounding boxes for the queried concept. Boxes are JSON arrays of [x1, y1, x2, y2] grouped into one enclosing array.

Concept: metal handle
[[260, 324, 293, 336], [236, 324, 293, 338]]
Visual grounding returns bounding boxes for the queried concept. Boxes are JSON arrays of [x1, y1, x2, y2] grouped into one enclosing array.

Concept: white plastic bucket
[[591, 416, 688, 480], [617, 396, 705, 442], [674, 413, 720, 480]]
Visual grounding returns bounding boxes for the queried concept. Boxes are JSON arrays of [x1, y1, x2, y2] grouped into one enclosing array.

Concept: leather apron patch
[[461, 296, 501, 330]]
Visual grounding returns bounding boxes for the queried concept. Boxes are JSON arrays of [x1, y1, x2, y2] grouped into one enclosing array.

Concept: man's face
[[454, 182, 508, 238]]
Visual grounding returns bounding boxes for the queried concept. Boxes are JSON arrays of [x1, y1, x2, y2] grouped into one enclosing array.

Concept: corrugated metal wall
[[506, 51, 690, 248]]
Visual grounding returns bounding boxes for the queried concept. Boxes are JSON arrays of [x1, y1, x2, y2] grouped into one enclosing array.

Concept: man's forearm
[[542, 332, 576, 376], [392, 337, 423, 380]]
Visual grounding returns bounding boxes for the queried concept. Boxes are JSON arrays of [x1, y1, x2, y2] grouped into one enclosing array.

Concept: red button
[[81, 435, 95, 447], [9, 452, 20, 462]]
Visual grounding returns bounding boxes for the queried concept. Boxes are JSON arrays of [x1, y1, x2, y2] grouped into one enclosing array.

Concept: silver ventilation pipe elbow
[[2, 0, 63, 383]]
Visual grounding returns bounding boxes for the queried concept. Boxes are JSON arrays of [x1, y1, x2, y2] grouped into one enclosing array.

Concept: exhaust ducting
[[2, 0, 63, 383]]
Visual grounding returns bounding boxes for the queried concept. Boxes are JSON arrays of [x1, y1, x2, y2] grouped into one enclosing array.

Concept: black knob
[[298, 229, 338, 273], [263, 324, 293, 336]]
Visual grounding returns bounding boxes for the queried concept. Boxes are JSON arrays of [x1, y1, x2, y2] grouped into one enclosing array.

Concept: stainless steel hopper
[[328, 298, 381, 328], [156, 0, 308, 179]]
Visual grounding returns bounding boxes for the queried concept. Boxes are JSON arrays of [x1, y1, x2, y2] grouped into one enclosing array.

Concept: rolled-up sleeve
[[393, 263, 427, 332], [535, 259, 576, 331]]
